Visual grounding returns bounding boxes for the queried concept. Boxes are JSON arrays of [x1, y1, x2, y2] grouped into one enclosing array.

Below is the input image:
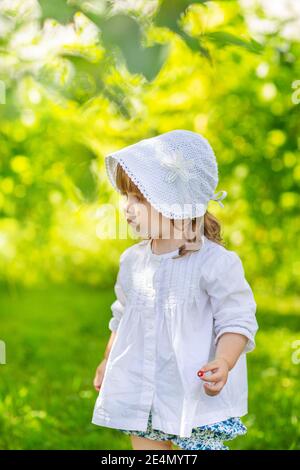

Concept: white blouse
[[91, 235, 259, 438]]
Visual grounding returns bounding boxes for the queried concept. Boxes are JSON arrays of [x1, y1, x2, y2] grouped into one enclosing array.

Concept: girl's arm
[[93, 248, 128, 392], [103, 330, 117, 360], [203, 250, 259, 356], [197, 333, 248, 396], [198, 250, 259, 396], [215, 332, 249, 371], [93, 331, 117, 392]]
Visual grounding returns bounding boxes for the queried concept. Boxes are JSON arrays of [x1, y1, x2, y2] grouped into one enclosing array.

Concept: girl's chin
[[131, 227, 150, 238], [129, 223, 142, 234]]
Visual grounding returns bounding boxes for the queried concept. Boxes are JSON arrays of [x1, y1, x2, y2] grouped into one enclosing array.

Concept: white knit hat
[[105, 129, 227, 219]]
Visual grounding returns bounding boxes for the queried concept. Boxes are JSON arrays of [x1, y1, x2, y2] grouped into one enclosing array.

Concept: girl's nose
[[124, 208, 136, 222], [122, 200, 130, 215]]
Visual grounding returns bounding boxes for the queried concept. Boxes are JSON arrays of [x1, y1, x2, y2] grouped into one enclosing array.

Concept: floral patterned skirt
[[117, 409, 247, 450]]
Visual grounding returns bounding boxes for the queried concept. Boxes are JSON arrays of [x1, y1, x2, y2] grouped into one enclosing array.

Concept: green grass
[[0, 285, 299, 450]]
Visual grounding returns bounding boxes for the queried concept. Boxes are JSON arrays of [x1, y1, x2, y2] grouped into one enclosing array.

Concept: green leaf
[[100, 14, 170, 81], [205, 31, 264, 54], [66, 144, 98, 202], [178, 30, 212, 62], [154, 0, 208, 32], [38, 0, 77, 23]]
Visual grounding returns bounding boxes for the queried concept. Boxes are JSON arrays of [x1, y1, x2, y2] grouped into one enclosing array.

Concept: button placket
[[143, 259, 161, 404], [152, 258, 164, 288]]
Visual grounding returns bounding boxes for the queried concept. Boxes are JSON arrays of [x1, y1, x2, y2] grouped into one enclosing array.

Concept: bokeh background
[[1, 0, 300, 450]]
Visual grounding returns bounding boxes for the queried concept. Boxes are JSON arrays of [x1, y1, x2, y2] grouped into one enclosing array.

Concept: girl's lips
[[127, 218, 137, 226], [127, 217, 136, 224]]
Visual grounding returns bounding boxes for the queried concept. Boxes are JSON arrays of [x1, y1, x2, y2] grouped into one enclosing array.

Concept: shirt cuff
[[108, 316, 120, 332]]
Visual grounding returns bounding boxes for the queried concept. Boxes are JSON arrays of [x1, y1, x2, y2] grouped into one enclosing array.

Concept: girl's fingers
[[204, 381, 223, 394], [198, 362, 219, 374], [200, 372, 222, 382], [197, 366, 220, 380], [204, 387, 218, 396], [93, 376, 102, 391]]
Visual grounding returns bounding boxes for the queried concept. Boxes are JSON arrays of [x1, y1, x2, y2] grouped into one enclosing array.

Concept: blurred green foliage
[[0, 0, 274, 288], [0, 1, 298, 295]]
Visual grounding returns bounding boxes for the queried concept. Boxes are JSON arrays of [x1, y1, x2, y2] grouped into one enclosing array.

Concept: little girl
[[91, 129, 259, 451]]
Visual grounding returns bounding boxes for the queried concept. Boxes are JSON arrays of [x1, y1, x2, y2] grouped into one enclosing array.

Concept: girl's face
[[122, 191, 177, 239]]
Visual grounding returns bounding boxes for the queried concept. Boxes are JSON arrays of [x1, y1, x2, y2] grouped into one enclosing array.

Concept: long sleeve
[[108, 251, 128, 332], [204, 249, 259, 354]]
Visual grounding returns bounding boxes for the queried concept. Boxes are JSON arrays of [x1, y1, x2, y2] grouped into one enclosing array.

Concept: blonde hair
[[115, 163, 226, 257]]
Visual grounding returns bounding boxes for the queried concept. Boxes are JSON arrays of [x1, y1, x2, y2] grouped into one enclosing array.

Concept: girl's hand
[[197, 357, 229, 396], [93, 358, 108, 392]]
